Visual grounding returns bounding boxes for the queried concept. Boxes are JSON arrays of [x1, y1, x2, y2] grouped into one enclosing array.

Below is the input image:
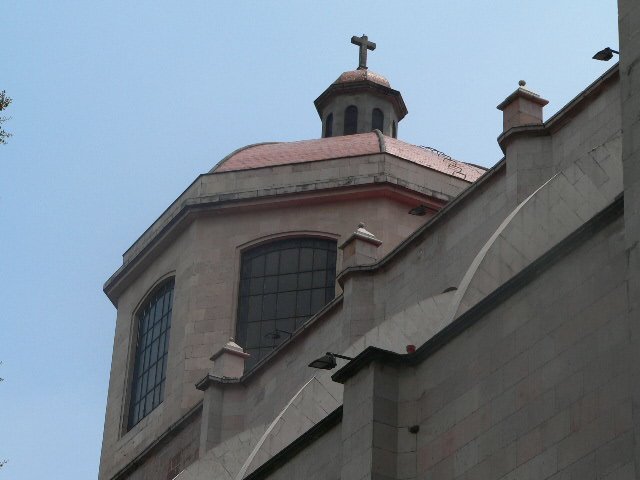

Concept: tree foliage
[[0, 90, 12, 145]]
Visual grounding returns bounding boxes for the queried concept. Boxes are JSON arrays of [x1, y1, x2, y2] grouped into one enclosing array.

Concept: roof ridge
[[373, 129, 386, 153]]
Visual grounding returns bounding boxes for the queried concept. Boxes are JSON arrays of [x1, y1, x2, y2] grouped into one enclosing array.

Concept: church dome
[[333, 69, 391, 88]]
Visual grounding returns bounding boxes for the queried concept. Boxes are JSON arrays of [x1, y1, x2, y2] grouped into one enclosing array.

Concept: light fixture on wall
[[592, 47, 619, 61], [408, 204, 428, 216], [308, 352, 354, 370], [263, 329, 292, 340]]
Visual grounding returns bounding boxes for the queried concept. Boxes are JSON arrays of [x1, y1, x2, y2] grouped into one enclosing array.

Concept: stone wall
[[398, 213, 630, 479], [99, 190, 428, 479], [126, 409, 201, 480], [259, 424, 342, 480]]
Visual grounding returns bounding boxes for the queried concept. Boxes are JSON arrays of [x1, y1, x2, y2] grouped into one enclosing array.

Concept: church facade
[[99, 4, 640, 478]]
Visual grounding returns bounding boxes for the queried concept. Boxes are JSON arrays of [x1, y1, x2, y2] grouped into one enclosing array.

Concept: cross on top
[[351, 34, 376, 70]]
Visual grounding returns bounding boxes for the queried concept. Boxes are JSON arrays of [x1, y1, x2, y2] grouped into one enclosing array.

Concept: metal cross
[[351, 34, 376, 70]]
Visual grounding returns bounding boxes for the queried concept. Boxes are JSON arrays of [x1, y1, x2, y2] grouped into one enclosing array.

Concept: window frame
[[124, 276, 175, 432], [235, 237, 338, 370]]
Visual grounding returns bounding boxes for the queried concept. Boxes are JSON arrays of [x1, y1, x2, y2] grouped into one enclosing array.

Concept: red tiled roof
[[383, 137, 486, 182], [212, 132, 486, 182]]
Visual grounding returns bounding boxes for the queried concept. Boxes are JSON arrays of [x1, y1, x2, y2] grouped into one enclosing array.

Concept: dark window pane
[[344, 106, 358, 135], [145, 393, 153, 414], [239, 297, 248, 313], [143, 348, 150, 371], [263, 276, 278, 293], [277, 291, 296, 319], [296, 290, 311, 316], [372, 108, 384, 131], [279, 249, 298, 274], [278, 273, 297, 292], [128, 279, 173, 430], [249, 277, 263, 295], [246, 322, 261, 348], [328, 251, 337, 268], [260, 347, 274, 360], [150, 339, 158, 362], [262, 294, 277, 320], [276, 318, 295, 335], [260, 320, 275, 341], [313, 249, 327, 269], [265, 252, 279, 275], [248, 296, 262, 322], [241, 259, 252, 278], [140, 373, 148, 397], [298, 272, 312, 290], [326, 287, 335, 303], [251, 256, 265, 277], [299, 248, 314, 271], [311, 288, 326, 314], [167, 289, 173, 310], [235, 239, 337, 372], [152, 322, 161, 341], [324, 113, 333, 138], [312, 270, 326, 288], [148, 364, 157, 388]]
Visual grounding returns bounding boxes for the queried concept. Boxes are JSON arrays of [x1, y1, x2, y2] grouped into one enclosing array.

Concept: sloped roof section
[[212, 132, 486, 182], [384, 137, 486, 182]]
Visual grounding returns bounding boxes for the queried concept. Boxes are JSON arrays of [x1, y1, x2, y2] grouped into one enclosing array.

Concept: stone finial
[[496, 81, 549, 132], [339, 222, 382, 269], [209, 338, 250, 379]]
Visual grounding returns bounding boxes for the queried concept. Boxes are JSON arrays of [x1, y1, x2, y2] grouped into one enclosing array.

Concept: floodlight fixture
[[308, 352, 354, 370], [408, 205, 428, 216], [592, 47, 619, 61], [263, 328, 292, 340]]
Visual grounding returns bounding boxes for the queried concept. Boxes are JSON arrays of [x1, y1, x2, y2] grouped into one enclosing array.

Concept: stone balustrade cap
[[496, 85, 549, 111], [339, 223, 383, 249], [210, 339, 251, 361]]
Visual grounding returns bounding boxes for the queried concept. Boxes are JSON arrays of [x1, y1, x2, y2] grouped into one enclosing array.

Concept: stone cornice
[[103, 171, 449, 305]]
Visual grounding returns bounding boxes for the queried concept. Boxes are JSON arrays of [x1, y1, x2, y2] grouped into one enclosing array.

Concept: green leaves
[[0, 90, 12, 145]]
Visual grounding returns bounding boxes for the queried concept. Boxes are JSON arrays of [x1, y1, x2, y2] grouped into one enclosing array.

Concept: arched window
[[372, 108, 384, 132], [344, 106, 358, 135], [392, 121, 397, 138], [236, 238, 337, 370], [324, 113, 333, 138], [128, 279, 174, 429]]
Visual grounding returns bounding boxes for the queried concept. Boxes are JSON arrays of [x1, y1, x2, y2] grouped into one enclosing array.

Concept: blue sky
[[0, 1, 618, 478]]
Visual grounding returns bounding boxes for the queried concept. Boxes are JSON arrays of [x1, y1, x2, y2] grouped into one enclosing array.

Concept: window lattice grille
[[236, 238, 337, 370], [128, 279, 173, 429]]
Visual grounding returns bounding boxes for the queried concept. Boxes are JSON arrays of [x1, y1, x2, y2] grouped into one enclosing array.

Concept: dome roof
[[333, 69, 391, 87], [211, 132, 486, 182]]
